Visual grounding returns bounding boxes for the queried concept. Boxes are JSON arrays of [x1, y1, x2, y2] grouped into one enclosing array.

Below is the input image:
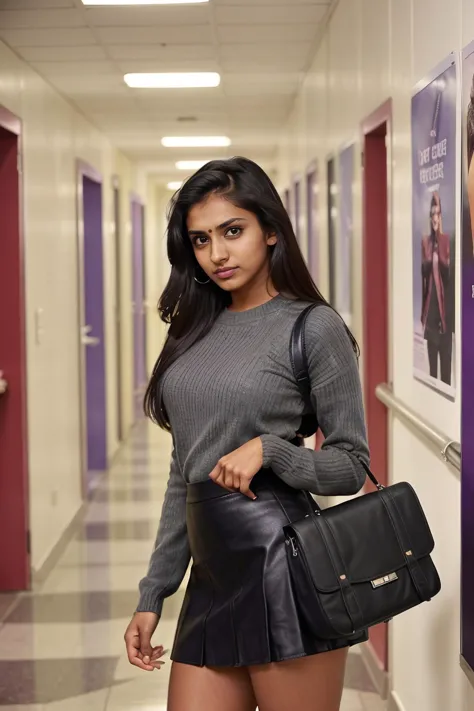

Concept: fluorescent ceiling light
[[167, 181, 183, 190], [124, 72, 220, 89], [82, 1, 208, 5], [162, 136, 231, 148], [176, 160, 210, 170]]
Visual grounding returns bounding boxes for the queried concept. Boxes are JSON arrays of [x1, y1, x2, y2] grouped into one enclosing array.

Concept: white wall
[[0, 40, 142, 572], [277, 1, 474, 710]]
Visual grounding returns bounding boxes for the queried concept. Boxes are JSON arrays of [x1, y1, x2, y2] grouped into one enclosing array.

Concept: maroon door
[[362, 101, 392, 671], [0, 108, 30, 590]]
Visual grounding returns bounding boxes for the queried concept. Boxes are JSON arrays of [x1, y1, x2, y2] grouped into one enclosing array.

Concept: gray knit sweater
[[137, 295, 369, 616]]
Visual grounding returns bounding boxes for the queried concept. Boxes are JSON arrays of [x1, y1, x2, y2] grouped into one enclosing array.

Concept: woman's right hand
[[124, 611, 165, 671]]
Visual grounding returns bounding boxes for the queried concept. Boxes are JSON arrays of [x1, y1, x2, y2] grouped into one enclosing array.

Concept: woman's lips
[[215, 267, 238, 280]]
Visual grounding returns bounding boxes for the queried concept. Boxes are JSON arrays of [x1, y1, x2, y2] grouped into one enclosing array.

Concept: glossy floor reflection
[[0, 422, 386, 710]]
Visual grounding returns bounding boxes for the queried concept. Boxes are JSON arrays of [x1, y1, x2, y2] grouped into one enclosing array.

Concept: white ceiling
[[0, 0, 334, 183]]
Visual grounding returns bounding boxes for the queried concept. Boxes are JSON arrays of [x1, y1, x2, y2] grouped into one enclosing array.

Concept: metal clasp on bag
[[371, 572, 398, 589], [285, 537, 298, 557]]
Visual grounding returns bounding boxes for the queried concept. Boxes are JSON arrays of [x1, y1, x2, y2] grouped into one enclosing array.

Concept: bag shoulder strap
[[290, 302, 382, 491], [290, 303, 319, 411]]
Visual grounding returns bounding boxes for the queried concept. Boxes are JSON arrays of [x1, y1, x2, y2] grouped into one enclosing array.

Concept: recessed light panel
[[83, 1, 208, 6], [162, 136, 231, 148], [124, 73, 220, 89]]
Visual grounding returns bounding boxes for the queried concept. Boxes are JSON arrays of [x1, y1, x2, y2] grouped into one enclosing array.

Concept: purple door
[[83, 176, 107, 484], [131, 198, 147, 421]]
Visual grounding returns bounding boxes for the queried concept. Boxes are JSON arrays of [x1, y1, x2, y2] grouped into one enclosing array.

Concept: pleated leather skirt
[[171, 470, 368, 668]]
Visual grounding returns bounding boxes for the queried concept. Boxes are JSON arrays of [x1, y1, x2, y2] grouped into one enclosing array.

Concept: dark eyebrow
[[188, 217, 247, 236]]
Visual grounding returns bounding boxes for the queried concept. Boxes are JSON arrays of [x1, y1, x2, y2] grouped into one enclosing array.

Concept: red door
[[0, 107, 30, 590], [362, 101, 392, 671]]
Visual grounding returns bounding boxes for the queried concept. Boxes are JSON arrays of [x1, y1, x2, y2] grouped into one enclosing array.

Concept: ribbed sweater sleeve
[[136, 448, 190, 616], [261, 306, 369, 496]]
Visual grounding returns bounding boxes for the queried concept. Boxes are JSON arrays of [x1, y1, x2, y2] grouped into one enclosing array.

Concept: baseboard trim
[[360, 641, 390, 699], [32, 501, 87, 587], [387, 691, 405, 711]]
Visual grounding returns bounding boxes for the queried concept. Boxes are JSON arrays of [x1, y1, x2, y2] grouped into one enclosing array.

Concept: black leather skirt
[[171, 470, 368, 667]]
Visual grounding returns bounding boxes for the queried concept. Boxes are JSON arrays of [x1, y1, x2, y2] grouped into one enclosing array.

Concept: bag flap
[[286, 482, 434, 593]]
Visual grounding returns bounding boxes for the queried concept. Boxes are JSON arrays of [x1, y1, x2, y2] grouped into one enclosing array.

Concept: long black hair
[[144, 156, 358, 430]]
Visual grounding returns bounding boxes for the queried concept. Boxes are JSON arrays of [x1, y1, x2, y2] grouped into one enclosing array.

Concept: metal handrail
[[375, 383, 461, 475]]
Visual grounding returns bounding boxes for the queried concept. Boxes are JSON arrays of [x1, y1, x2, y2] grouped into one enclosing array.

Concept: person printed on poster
[[466, 74, 474, 259], [420, 191, 452, 384]]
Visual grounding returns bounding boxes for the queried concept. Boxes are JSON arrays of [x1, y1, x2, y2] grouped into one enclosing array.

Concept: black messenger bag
[[283, 304, 441, 640]]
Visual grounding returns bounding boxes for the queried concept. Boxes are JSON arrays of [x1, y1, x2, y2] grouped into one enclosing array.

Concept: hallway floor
[[0, 423, 386, 710]]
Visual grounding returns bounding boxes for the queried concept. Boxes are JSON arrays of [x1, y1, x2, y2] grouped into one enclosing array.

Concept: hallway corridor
[[0, 424, 385, 711]]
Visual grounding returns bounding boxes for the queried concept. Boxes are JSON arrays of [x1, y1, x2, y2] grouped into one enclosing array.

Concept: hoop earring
[[194, 271, 210, 285]]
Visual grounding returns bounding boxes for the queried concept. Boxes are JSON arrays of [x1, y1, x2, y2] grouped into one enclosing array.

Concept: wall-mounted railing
[[375, 383, 461, 475]]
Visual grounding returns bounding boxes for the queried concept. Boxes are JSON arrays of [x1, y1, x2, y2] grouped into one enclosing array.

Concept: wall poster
[[411, 57, 457, 400], [461, 41, 474, 685], [306, 164, 319, 282], [337, 143, 354, 326]]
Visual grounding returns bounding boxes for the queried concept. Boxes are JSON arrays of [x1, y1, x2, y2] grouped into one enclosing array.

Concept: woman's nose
[[210, 239, 229, 263]]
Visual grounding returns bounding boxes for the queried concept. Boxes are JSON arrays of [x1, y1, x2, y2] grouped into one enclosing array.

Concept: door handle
[[0, 370, 7, 395], [80, 325, 100, 347], [81, 335, 100, 347]]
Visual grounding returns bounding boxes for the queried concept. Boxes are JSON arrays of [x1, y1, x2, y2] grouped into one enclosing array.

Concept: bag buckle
[[371, 572, 398, 589]]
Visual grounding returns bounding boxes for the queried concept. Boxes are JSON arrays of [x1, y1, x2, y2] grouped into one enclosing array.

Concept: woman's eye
[[193, 235, 209, 247], [226, 227, 242, 237]]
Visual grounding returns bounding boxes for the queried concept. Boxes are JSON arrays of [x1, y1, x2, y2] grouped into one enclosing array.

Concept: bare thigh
[[168, 661, 257, 711], [248, 648, 348, 711]]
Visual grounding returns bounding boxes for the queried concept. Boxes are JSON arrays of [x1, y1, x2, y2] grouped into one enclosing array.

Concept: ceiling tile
[[220, 42, 311, 60], [32, 60, 117, 77], [0, 28, 97, 47], [116, 59, 220, 73], [106, 44, 217, 61], [96, 25, 212, 45], [220, 44, 311, 72], [50, 76, 127, 95], [215, 5, 327, 24], [84, 5, 209, 26], [216, 23, 319, 43], [0, 9, 85, 29], [16, 45, 108, 61], [0, 0, 75, 8]]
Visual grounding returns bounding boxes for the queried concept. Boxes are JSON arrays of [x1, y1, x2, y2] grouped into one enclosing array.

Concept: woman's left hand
[[209, 437, 263, 500]]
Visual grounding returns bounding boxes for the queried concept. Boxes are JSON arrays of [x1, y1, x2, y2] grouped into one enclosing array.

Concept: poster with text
[[461, 41, 474, 680], [411, 59, 456, 399], [337, 144, 354, 326]]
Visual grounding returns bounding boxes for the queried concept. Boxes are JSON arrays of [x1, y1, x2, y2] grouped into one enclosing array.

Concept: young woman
[[124, 157, 370, 711]]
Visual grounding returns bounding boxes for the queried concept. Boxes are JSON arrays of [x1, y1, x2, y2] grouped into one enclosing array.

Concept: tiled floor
[[0, 422, 386, 710]]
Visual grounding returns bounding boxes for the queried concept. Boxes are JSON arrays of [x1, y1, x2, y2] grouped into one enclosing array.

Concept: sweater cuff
[[260, 434, 296, 473], [135, 587, 164, 617]]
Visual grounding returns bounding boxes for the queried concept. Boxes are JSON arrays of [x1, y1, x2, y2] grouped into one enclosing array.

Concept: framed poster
[[337, 143, 354, 326], [306, 163, 319, 282], [411, 56, 457, 400], [461, 40, 474, 686]]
